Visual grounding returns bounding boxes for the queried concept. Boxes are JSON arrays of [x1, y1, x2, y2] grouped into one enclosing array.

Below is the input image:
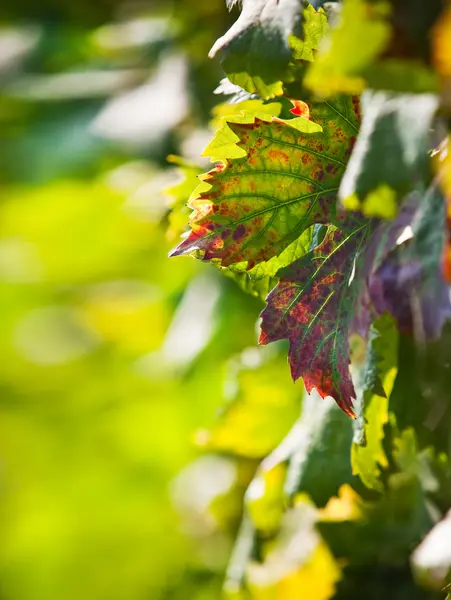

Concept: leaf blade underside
[[259, 224, 370, 417]]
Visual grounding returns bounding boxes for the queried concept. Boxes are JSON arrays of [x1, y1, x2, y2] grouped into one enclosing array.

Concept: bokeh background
[[0, 1, 306, 598]]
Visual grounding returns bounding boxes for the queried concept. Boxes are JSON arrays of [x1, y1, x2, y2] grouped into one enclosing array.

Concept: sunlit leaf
[[210, 99, 283, 131], [318, 484, 363, 522], [289, 3, 329, 62], [224, 225, 320, 300], [171, 96, 360, 270], [351, 314, 398, 491], [318, 429, 435, 565]]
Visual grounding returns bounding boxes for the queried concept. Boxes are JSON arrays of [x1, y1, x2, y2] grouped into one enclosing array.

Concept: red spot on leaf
[[268, 149, 289, 163], [289, 100, 310, 119], [233, 224, 246, 240]]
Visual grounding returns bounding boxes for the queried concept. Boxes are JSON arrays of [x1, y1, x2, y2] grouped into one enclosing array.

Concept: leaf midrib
[[197, 187, 339, 239]]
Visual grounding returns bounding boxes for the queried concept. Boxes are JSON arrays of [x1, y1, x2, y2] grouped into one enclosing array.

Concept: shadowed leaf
[[367, 186, 451, 341], [340, 91, 438, 214], [210, 1, 329, 99], [284, 392, 356, 507]]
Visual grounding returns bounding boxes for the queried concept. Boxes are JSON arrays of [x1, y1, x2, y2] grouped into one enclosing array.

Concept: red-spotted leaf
[[259, 224, 370, 416], [171, 96, 360, 269]]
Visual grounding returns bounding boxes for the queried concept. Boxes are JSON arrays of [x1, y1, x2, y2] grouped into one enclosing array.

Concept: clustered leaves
[[167, 0, 451, 597]]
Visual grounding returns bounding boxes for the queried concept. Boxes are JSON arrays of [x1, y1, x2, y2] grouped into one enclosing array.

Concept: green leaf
[[171, 96, 360, 269], [340, 91, 438, 215], [289, 3, 329, 62], [389, 326, 451, 454], [210, 99, 283, 131], [225, 225, 319, 300], [351, 314, 398, 491], [203, 111, 279, 162], [210, 2, 329, 99], [318, 474, 434, 566], [284, 391, 356, 507], [222, 267, 279, 301], [209, 0, 303, 98], [318, 429, 435, 566], [305, 0, 440, 96]]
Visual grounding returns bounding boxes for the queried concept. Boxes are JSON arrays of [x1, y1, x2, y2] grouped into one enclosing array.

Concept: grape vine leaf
[[209, 0, 304, 98], [389, 326, 451, 454], [371, 187, 451, 451], [351, 314, 398, 492], [284, 391, 356, 507], [367, 185, 451, 340], [289, 2, 329, 62], [213, 77, 259, 103], [224, 226, 317, 300], [170, 95, 360, 269], [305, 0, 441, 97], [318, 429, 435, 567], [259, 224, 370, 417], [351, 186, 450, 349], [339, 91, 438, 217], [209, 1, 329, 99], [209, 98, 282, 131], [317, 469, 434, 566]]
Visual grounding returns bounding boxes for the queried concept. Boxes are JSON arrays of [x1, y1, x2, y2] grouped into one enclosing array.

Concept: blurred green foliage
[[0, 1, 284, 598], [1, 1, 451, 600]]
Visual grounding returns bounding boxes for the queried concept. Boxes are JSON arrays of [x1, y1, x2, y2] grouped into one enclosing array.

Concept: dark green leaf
[[284, 391, 356, 507], [209, 0, 304, 98], [340, 91, 438, 215], [210, 1, 329, 99]]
